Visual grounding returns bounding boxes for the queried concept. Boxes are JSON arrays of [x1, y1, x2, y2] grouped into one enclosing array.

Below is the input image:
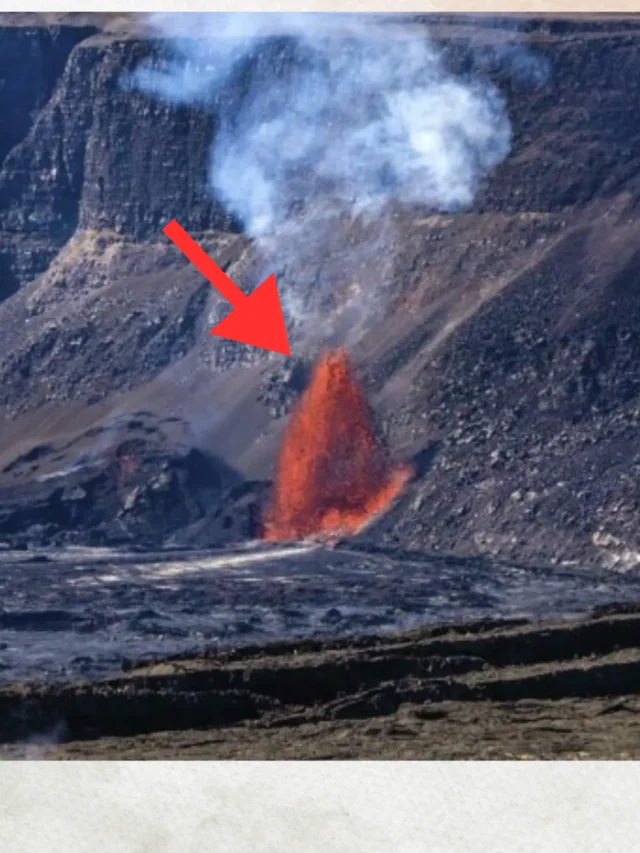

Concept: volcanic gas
[[262, 348, 412, 542]]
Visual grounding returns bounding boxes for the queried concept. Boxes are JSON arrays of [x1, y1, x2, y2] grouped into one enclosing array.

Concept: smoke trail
[[127, 13, 514, 341]]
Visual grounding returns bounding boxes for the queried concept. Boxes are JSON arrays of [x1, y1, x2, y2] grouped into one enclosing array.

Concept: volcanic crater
[[2, 13, 640, 758]]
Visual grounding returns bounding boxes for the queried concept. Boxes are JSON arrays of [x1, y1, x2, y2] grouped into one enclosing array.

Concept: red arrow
[[162, 219, 290, 356]]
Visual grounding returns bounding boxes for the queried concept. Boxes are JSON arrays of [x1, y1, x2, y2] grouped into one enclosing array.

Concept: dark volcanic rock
[[0, 23, 97, 299], [0, 414, 247, 547], [3, 16, 640, 563], [0, 26, 235, 295], [166, 479, 271, 546]]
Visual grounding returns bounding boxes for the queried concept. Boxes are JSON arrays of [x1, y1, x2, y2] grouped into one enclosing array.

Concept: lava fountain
[[262, 348, 412, 541]]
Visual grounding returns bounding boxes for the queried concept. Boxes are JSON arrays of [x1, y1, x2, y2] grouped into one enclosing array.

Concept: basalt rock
[[4, 16, 640, 563]]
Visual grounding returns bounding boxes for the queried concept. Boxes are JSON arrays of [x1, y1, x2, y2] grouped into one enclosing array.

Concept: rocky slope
[[3, 15, 640, 566]]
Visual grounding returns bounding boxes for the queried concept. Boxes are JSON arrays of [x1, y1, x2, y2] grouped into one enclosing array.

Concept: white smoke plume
[[127, 13, 514, 342]]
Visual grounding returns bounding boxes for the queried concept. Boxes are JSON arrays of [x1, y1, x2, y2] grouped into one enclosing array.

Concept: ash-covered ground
[[2, 579, 640, 759], [3, 541, 640, 684]]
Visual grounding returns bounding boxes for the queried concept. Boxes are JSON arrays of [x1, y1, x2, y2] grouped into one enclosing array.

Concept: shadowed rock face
[[3, 15, 640, 563], [3, 17, 640, 294], [0, 26, 237, 293], [0, 24, 97, 300]]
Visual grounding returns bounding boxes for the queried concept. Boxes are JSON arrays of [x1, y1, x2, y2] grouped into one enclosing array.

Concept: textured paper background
[[1, 763, 640, 851], [7, 1, 640, 11], [1, 2, 640, 849]]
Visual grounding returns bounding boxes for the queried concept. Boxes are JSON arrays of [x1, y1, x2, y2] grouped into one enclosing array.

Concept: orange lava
[[261, 348, 412, 542]]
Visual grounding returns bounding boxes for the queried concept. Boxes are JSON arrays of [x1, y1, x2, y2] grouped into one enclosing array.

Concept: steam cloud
[[127, 13, 515, 339]]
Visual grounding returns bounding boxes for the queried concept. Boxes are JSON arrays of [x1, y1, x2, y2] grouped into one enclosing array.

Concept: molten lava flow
[[262, 348, 412, 542]]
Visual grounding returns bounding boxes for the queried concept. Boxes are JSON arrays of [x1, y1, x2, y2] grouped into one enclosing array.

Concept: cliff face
[[4, 19, 640, 301], [0, 25, 94, 298], [3, 16, 640, 565], [0, 26, 234, 301]]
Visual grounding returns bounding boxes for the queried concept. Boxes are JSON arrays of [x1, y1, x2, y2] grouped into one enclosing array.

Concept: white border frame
[[1, 762, 640, 851], [1, 5, 639, 850]]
